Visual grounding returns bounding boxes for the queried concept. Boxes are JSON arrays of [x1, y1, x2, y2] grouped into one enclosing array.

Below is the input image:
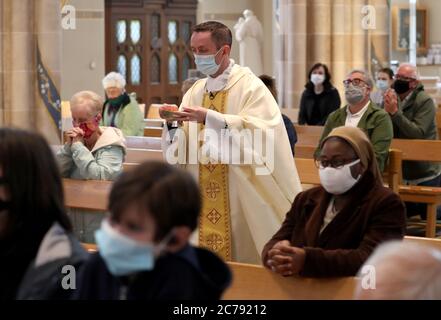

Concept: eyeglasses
[[314, 157, 359, 169], [72, 114, 99, 127], [343, 78, 367, 87], [394, 75, 417, 82]]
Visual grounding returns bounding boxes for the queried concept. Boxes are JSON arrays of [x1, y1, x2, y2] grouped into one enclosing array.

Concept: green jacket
[[315, 102, 393, 172], [57, 127, 126, 180], [390, 83, 441, 181], [101, 94, 144, 136]]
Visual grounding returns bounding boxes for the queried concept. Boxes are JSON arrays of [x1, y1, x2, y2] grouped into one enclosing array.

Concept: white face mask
[[319, 159, 362, 195], [311, 74, 325, 86]]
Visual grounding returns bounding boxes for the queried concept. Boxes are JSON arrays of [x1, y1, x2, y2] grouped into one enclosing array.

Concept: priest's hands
[[180, 106, 208, 124], [266, 240, 306, 276], [159, 105, 207, 124]]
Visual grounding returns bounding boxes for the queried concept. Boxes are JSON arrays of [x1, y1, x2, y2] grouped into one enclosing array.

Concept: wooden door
[[105, 0, 197, 112]]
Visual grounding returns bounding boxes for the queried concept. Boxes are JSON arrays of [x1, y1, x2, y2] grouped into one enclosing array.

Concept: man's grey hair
[[354, 241, 441, 300], [398, 63, 419, 80], [347, 69, 374, 89]]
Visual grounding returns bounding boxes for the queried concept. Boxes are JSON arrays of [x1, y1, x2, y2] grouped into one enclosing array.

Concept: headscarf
[[320, 126, 382, 183]]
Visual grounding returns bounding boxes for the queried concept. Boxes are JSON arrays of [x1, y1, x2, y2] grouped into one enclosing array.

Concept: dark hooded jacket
[[72, 245, 232, 300]]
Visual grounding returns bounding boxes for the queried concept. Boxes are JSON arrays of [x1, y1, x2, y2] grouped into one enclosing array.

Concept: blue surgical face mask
[[194, 47, 224, 76], [376, 79, 389, 91], [95, 219, 172, 276]]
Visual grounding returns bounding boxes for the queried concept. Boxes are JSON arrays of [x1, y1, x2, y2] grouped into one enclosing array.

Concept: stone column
[[35, 0, 62, 144], [276, 0, 390, 111], [0, 0, 36, 129], [0, 0, 62, 144]]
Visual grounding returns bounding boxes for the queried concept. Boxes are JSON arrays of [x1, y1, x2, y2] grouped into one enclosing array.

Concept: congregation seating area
[[61, 103, 441, 239], [78, 236, 441, 300], [55, 102, 441, 300]]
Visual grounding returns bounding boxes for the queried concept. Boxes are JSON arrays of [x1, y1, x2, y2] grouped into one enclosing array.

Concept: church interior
[[1, 0, 441, 302]]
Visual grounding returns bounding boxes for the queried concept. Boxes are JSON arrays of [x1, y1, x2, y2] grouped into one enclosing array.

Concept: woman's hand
[[66, 127, 84, 145], [266, 240, 306, 276]]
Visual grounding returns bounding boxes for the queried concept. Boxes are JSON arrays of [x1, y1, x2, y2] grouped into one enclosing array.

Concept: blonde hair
[[70, 91, 104, 116]]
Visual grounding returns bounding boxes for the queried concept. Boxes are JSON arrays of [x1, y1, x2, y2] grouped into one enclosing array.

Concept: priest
[[160, 21, 302, 264]]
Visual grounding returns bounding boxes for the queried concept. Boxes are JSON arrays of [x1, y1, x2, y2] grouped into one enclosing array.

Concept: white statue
[[235, 9, 264, 75]]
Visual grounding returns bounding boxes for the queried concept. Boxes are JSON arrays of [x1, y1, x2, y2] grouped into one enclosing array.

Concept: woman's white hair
[[102, 72, 126, 89], [70, 91, 104, 116], [354, 241, 441, 300]]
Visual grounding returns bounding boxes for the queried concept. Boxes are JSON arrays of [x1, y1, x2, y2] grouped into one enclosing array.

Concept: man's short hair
[[192, 21, 233, 49], [108, 161, 201, 242], [70, 90, 104, 116], [347, 69, 374, 89]]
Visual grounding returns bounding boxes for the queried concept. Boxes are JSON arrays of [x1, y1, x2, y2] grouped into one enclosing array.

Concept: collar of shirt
[[346, 100, 370, 118], [205, 59, 235, 93]]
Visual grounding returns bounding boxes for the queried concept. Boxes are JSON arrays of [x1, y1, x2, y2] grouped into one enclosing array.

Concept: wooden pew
[[144, 126, 163, 137], [63, 178, 112, 211], [389, 139, 441, 238], [125, 136, 162, 150], [391, 139, 441, 161], [295, 144, 316, 158], [223, 262, 358, 300], [294, 124, 323, 138], [143, 118, 164, 128], [403, 235, 441, 249], [125, 148, 164, 164], [146, 104, 161, 119], [123, 162, 139, 172]]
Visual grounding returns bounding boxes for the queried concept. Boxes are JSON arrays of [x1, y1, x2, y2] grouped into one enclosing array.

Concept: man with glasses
[[384, 63, 441, 219], [315, 70, 393, 172]]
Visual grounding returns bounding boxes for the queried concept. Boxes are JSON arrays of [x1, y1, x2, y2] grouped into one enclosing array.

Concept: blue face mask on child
[[194, 47, 224, 76], [95, 219, 172, 276]]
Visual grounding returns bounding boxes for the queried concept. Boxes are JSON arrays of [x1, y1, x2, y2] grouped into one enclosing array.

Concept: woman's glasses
[[315, 157, 359, 169]]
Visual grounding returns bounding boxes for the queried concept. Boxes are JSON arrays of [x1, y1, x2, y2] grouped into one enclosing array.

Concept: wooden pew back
[[223, 262, 358, 300], [403, 236, 441, 250], [125, 136, 162, 150], [63, 178, 112, 211], [125, 148, 164, 164], [144, 127, 163, 137], [390, 139, 441, 162]]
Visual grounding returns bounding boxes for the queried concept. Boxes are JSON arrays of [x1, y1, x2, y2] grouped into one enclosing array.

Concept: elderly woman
[[101, 72, 144, 136], [262, 126, 406, 277], [57, 90, 126, 180]]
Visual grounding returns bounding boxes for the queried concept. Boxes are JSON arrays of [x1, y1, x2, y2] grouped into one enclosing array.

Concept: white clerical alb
[[162, 60, 302, 264]]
